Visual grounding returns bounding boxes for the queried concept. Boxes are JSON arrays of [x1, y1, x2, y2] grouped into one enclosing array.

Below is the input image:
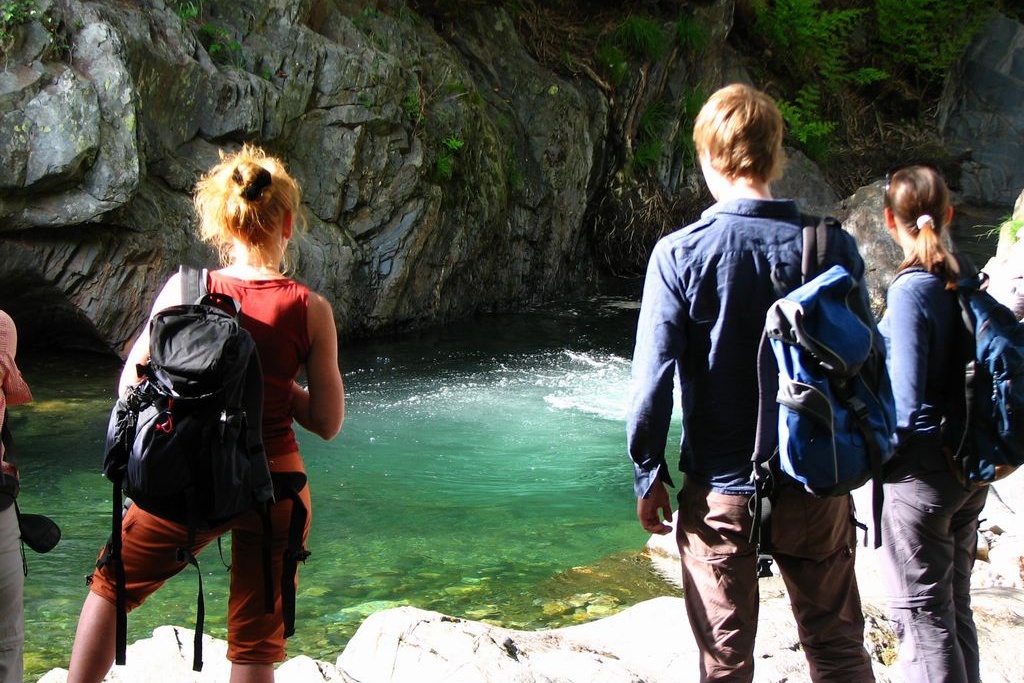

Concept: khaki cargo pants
[[676, 477, 875, 683]]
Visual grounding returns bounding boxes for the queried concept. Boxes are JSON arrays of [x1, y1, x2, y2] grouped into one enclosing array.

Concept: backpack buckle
[[286, 548, 311, 563], [155, 413, 174, 433]]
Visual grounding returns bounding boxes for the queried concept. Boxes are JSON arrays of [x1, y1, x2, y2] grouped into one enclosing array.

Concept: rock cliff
[[0, 0, 663, 353], [1, 2, 1022, 356]]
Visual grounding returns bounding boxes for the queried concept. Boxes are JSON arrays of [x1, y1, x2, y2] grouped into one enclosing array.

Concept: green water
[[12, 295, 679, 680]]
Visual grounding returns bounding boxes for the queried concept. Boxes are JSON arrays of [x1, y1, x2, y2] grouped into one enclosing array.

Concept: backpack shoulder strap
[[800, 214, 834, 284], [178, 265, 209, 305], [953, 251, 980, 280], [749, 330, 778, 553], [1, 408, 13, 461]]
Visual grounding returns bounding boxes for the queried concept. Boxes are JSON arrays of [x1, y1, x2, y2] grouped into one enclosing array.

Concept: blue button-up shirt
[[626, 198, 866, 496]]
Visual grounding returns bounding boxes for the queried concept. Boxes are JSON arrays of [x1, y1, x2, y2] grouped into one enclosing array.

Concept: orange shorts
[[88, 459, 312, 665]]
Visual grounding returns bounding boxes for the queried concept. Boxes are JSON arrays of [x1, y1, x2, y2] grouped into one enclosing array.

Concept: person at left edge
[[1, 310, 33, 683]]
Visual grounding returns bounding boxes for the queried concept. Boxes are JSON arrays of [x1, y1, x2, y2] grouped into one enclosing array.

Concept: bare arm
[[0, 310, 32, 408], [290, 292, 344, 440], [118, 273, 183, 396]]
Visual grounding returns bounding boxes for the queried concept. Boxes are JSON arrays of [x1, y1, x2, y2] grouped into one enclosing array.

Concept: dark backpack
[[104, 269, 271, 523], [102, 266, 294, 671], [946, 259, 1024, 486], [752, 219, 897, 550]]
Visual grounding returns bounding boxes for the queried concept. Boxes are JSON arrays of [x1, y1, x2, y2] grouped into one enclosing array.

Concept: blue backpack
[[752, 220, 897, 549], [947, 265, 1024, 485]]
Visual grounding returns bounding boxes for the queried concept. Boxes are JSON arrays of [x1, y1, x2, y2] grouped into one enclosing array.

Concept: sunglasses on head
[[884, 163, 944, 195]]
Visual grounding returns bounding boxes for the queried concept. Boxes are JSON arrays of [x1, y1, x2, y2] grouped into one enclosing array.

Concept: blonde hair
[[884, 165, 959, 288], [692, 83, 786, 183], [193, 144, 303, 266]]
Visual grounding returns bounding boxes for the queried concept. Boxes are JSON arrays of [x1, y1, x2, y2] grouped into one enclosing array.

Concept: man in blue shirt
[[627, 84, 875, 682]]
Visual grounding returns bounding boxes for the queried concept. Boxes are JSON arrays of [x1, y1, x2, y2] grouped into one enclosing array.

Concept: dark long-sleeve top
[[879, 269, 960, 458], [626, 199, 866, 497]]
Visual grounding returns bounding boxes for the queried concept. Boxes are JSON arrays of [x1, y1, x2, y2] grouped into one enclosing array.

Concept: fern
[[596, 42, 629, 86], [875, 0, 992, 82], [778, 85, 835, 160], [638, 101, 673, 140], [752, 0, 865, 92], [675, 13, 709, 52], [613, 15, 668, 61]]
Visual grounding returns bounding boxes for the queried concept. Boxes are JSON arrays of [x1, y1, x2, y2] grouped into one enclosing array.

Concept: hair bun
[[231, 164, 272, 202]]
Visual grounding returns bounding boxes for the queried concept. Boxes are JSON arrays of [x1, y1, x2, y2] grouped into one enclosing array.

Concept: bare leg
[[67, 592, 117, 683], [230, 662, 275, 683]]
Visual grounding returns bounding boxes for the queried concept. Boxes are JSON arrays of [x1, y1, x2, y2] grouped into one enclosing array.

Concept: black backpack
[[102, 266, 306, 670]]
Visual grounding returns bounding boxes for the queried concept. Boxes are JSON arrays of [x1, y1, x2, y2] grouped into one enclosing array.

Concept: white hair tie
[[916, 214, 934, 231]]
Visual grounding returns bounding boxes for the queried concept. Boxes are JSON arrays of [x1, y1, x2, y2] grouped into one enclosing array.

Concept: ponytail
[[885, 166, 959, 288], [231, 163, 272, 202], [194, 145, 302, 265]]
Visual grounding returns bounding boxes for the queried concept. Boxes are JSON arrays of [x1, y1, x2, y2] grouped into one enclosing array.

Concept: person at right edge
[[626, 83, 875, 682], [879, 165, 987, 683]]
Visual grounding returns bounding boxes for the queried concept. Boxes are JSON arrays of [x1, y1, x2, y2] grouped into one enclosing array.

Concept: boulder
[[36, 626, 232, 683], [774, 149, 841, 221], [834, 180, 904, 316], [940, 14, 1024, 207]]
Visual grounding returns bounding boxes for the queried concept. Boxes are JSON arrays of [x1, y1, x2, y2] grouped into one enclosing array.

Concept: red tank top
[[208, 272, 310, 460]]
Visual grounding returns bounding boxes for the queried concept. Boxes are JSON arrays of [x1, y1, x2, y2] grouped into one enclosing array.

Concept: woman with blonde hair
[[879, 164, 987, 683], [68, 145, 345, 683]]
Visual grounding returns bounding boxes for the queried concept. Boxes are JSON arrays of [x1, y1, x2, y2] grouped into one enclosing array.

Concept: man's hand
[[637, 481, 674, 535]]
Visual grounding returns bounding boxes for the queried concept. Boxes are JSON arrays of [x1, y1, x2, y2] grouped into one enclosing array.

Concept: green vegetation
[[777, 86, 835, 161], [402, 90, 424, 125], [612, 15, 668, 61], [596, 15, 670, 86], [434, 135, 465, 181], [505, 148, 524, 190], [676, 86, 708, 168], [174, 0, 201, 23], [752, 0, 870, 90], [2, 0, 68, 62], [352, 6, 390, 50], [199, 22, 242, 67], [750, 0, 884, 160], [745, 0, 999, 161], [634, 101, 674, 170], [1, 0, 41, 52], [997, 217, 1024, 245], [168, 1, 244, 68], [674, 12, 709, 53], [875, 0, 990, 82], [595, 42, 629, 86]]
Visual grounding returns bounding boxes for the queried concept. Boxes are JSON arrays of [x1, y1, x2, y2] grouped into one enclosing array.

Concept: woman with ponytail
[[68, 145, 345, 683], [879, 165, 987, 683]]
